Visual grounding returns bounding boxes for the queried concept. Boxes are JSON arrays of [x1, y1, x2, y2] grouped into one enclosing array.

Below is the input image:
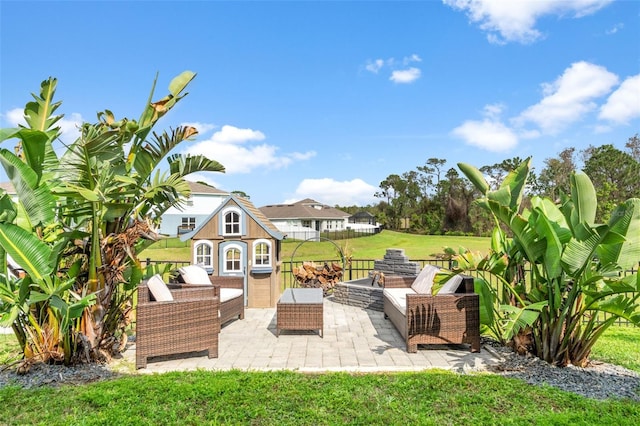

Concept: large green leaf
[[17, 129, 50, 181], [500, 301, 547, 340], [597, 198, 640, 270], [534, 211, 563, 279], [23, 77, 62, 137], [0, 223, 53, 280], [0, 148, 56, 227], [457, 162, 489, 194], [499, 157, 530, 210], [570, 171, 597, 230], [169, 70, 196, 97], [168, 153, 226, 176]]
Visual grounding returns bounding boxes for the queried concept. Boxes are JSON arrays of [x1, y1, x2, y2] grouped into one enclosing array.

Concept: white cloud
[[598, 74, 640, 124], [287, 178, 378, 206], [403, 54, 422, 65], [451, 118, 518, 152], [390, 67, 421, 84], [4, 108, 82, 144], [6, 108, 25, 126], [185, 125, 315, 174], [443, 0, 614, 44], [364, 54, 422, 83], [365, 59, 385, 73], [210, 124, 265, 144], [605, 22, 624, 35], [516, 61, 618, 134], [181, 121, 217, 135]]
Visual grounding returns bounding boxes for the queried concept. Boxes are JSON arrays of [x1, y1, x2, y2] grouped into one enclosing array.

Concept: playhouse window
[[224, 210, 241, 235], [253, 240, 271, 266], [225, 247, 242, 272], [194, 241, 213, 267]]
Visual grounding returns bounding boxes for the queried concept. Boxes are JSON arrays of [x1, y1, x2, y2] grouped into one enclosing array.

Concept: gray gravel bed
[[482, 340, 640, 401]]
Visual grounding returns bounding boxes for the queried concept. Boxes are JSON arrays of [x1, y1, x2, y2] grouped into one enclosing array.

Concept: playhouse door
[[218, 241, 248, 306]]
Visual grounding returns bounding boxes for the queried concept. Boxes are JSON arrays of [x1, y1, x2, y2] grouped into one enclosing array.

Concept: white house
[[259, 198, 351, 241], [158, 181, 229, 236]]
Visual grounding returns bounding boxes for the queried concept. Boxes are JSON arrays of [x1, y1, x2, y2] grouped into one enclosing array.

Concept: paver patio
[[125, 296, 501, 374]]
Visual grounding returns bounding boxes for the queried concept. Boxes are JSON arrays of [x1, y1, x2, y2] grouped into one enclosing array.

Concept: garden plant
[[443, 158, 639, 366], [0, 72, 224, 368]]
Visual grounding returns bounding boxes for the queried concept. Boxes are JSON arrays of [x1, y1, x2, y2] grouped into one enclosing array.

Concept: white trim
[[222, 206, 242, 236], [194, 240, 214, 268], [252, 239, 272, 268], [223, 243, 243, 273]]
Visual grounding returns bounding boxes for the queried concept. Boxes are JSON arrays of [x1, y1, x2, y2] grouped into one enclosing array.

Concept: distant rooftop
[[260, 199, 349, 220]]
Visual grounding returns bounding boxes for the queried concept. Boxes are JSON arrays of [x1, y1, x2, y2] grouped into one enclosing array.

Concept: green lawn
[[0, 369, 638, 425], [141, 230, 492, 263]]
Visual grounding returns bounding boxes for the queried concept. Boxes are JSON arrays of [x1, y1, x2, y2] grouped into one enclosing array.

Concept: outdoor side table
[[276, 288, 324, 337]]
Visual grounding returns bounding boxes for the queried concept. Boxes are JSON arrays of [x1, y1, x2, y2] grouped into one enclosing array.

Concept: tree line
[[338, 135, 640, 237]]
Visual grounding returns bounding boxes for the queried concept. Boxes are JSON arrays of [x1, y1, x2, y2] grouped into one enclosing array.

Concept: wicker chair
[[174, 265, 245, 327], [383, 274, 481, 353], [136, 281, 220, 369]]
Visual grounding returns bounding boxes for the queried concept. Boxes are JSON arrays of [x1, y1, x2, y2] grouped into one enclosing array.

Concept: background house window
[[254, 241, 271, 266], [194, 241, 213, 268], [224, 211, 240, 234], [182, 217, 196, 229], [225, 247, 242, 272]]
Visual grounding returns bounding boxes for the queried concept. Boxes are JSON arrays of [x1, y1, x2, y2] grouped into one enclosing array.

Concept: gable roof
[[182, 194, 285, 241], [259, 199, 349, 220], [187, 181, 228, 195]]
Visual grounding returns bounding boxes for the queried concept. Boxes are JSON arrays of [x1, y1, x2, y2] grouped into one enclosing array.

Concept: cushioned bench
[[383, 265, 481, 353]]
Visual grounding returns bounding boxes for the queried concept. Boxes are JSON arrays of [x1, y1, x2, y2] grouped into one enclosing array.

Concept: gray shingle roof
[[259, 199, 349, 220]]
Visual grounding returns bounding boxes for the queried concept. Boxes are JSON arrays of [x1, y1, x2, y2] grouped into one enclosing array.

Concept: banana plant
[[1, 72, 227, 364], [457, 158, 639, 366]]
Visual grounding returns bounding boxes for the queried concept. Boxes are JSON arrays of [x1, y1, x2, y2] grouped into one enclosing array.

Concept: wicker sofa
[[175, 265, 245, 326], [136, 275, 220, 369], [383, 266, 481, 353]]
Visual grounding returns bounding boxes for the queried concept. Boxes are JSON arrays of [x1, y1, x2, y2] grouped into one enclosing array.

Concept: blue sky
[[1, 0, 639, 208]]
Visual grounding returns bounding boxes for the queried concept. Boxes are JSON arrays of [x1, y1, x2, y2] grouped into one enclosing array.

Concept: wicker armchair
[[136, 281, 220, 369], [383, 274, 481, 353], [174, 265, 245, 326]]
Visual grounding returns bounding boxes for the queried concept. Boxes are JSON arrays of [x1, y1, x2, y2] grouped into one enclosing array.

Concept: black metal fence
[[144, 257, 636, 327]]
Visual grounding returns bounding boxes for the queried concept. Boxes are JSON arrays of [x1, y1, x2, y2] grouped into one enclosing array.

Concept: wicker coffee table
[[276, 288, 323, 337]]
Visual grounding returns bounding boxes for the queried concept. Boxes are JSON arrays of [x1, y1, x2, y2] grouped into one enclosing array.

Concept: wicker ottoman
[[276, 288, 323, 337]]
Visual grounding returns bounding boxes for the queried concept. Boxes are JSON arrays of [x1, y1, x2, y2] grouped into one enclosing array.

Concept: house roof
[[0, 182, 15, 194], [259, 199, 349, 220], [187, 181, 228, 195], [182, 194, 285, 241], [350, 211, 375, 219]]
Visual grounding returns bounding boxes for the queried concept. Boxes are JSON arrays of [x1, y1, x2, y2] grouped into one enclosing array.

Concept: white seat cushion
[[220, 288, 243, 303], [383, 288, 415, 316], [179, 265, 212, 285], [437, 274, 464, 294], [410, 264, 439, 294], [147, 274, 173, 302]]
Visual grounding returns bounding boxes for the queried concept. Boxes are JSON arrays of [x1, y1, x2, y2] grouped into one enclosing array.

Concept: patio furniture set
[[135, 263, 481, 369]]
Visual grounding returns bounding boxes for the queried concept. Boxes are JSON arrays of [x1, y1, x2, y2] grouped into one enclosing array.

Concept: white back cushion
[[437, 274, 464, 294], [147, 274, 173, 302], [410, 264, 439, 294], [179, 265, 212, 285]]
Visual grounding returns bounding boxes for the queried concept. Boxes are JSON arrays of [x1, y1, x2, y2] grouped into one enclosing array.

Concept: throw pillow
[[179, 265, 212, 285], [147, 274, 173, 302], [410, 264, 440, 294], [437, 274, 464, 294]]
